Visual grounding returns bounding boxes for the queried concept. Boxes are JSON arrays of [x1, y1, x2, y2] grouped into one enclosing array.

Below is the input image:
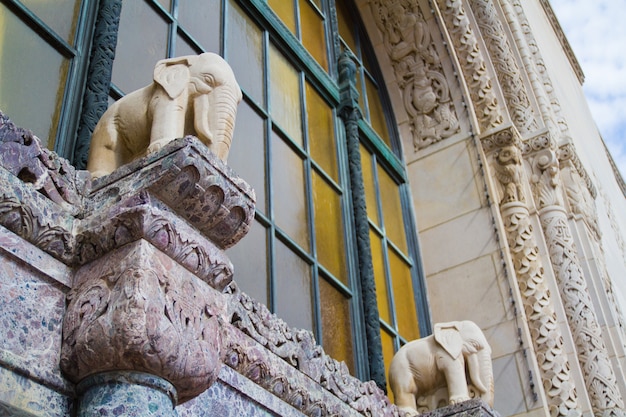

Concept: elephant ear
[[434, 322, 464, 359], [153, 57, 192, 99]]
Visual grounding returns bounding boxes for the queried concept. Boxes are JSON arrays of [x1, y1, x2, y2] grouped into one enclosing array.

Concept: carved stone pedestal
[[76, 372, 177, 417], [420, 399, 500, 417]]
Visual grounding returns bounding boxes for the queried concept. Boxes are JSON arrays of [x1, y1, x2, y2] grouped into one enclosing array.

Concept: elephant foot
[[397, 406, 420, 416], [449, 395, 470, 405], [147, 138, 174, 154]]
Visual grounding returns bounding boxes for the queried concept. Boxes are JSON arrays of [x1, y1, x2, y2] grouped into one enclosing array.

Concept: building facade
[[1, 0, 626, 416]]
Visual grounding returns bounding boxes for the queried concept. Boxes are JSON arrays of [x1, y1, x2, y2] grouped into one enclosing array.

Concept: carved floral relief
[[369, 0, 460, 150]]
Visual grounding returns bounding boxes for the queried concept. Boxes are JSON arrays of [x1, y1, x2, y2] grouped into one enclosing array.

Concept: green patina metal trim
[[338, 50, 387, 392]]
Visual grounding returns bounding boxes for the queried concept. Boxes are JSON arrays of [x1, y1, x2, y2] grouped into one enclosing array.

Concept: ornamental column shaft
[[530, 148, 625, 416]]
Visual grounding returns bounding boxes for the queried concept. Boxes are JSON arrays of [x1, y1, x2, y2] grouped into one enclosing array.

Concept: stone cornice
[[537, 0, 585, 84]]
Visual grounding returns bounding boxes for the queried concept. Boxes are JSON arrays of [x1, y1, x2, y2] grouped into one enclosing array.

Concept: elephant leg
[[440, 358, 470, 404], [87, 119, 123, 178]]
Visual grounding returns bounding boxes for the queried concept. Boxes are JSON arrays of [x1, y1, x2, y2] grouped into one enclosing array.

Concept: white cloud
[[550, 0, 626, 178]]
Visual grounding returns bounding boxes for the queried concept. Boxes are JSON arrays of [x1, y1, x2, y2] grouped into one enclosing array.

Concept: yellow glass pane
[[268, 0, 296, 33], [226, 220, 268, 306], [365, 76, 391, 147], [370, 228, 391, 323], [269, 44, 303, 146], [229, 100, 267, 214], [112, 1, 168, 93], [335, 1, 357, 53], [313, 171, 347, 283], [299, 0, 328, 71], [275, 239, 313, 331], [377, 166, 408, 253], [356, 68, 366, 115], [272, 132, 310, 250], [381, 329, 396, 403], [388, 248, 419, 341], [359, 145, 380, 225], [178, 0, 221, 53], [306, 82, 338, 181], [21, 0, 80, 43], [227, 0, 264, 107], [320, 278, 354, 373], [0, 7, 68, 149]]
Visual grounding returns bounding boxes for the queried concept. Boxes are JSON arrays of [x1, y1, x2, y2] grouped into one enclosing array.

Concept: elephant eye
[[203, 74, 215, 85]]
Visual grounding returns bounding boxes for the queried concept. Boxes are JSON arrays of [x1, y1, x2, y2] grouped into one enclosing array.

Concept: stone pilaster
[[530, 147, 625, 416], [481, 127, 581, 416]]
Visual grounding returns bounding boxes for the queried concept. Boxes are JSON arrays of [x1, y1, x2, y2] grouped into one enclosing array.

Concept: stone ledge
[[421, 399, 500, 417]]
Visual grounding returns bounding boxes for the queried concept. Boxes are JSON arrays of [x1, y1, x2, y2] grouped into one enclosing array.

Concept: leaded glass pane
[[370, 228, 391, 323], [269, 44, 303, 146], [306, 82, 338, 181], [112, 1, 168, 93], [21, 0, 80, 43], [389, 247, 419, 340], [227, 0, 265, 107], [378, 166, 408, 253], [365, 76, 391, 147], [268, 0, 296, 33], [178, 0, 221, 53], [230, 100, 267, 214], [272, 132, 310, 250], [359, 145, 380, 225], [299, 0, 328, 71], [0, 7, 68, 149], [274, 239, 313, 330], [313, 171, 347, 283], [320, 278, 354, 373]]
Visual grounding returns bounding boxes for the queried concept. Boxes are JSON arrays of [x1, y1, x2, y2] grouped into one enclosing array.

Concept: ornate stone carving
[[61, 240, 226, 404], [482, 128, 581, 415], [74, 0, 123, 169], [469, 0, 538, 135], [435, 0, 503, 133], [225, 284, 403, 416], [369, 0, 460, 150], [0, 111, 88, 215], [87, 53, 243, 178], [388, 321, 493, 415]]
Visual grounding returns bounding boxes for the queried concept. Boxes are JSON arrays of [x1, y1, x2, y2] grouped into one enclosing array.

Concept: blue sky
[[550, 0, 626, 179]]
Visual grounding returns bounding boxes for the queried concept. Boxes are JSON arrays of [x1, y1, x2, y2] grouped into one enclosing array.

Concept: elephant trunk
[[467, 346, 494, 405], [194, 83, 242, 162]]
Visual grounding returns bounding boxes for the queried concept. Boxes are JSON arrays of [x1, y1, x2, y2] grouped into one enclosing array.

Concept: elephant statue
[[87, 52, 243, 178], [388, 320, 493, 414]]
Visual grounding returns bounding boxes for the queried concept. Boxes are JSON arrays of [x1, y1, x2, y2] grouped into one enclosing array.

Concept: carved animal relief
[[370, 0, 459, 150]]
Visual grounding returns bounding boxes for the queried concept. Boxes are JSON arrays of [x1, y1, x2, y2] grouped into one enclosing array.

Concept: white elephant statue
[[388, 320, 494, 415], [87, 52, 242, 178]]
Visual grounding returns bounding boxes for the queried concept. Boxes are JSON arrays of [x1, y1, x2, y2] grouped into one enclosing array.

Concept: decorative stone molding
[[481, 127, 581, 416], [368, 0, 460, 150], [536, 0, 585, 84], [525, 142, 626, 415], [435, 0, 503, 133], [469, 0, 539, 135], [224, 283, 404, 416], [61, 240, 226, 404]]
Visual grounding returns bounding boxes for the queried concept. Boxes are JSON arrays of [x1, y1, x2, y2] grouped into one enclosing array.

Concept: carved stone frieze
[[0, 111, 89, 215], [369, 0, 460, 150], [76, 195, 234, 291], [88, 136, 255, 250], [500, 202, 580, 416], [435, 0, 503, 133], [481, 126, 581, 415], [529, 149, 562, 209], [469, 0, 539, 135], [61, 239, 226, 404], [225, 284, 403, 416], [539, 208, 625, 414]]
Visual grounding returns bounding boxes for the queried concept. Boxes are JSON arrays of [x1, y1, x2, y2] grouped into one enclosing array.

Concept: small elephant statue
[[87, 52, 243, 178], [388, 320, 494, 415]]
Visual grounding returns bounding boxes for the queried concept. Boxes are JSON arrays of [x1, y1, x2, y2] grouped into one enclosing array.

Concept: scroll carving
[[469, 0, 539, 134], [61, 240, 226, 404], [225, 284, 402, 416], [436, 0, 503, 132], [369, 0, 460, 150], [482, 128, 581, 416]]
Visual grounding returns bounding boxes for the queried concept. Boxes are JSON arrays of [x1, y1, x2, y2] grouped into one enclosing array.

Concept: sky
[[549, 0, 626, 179]]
